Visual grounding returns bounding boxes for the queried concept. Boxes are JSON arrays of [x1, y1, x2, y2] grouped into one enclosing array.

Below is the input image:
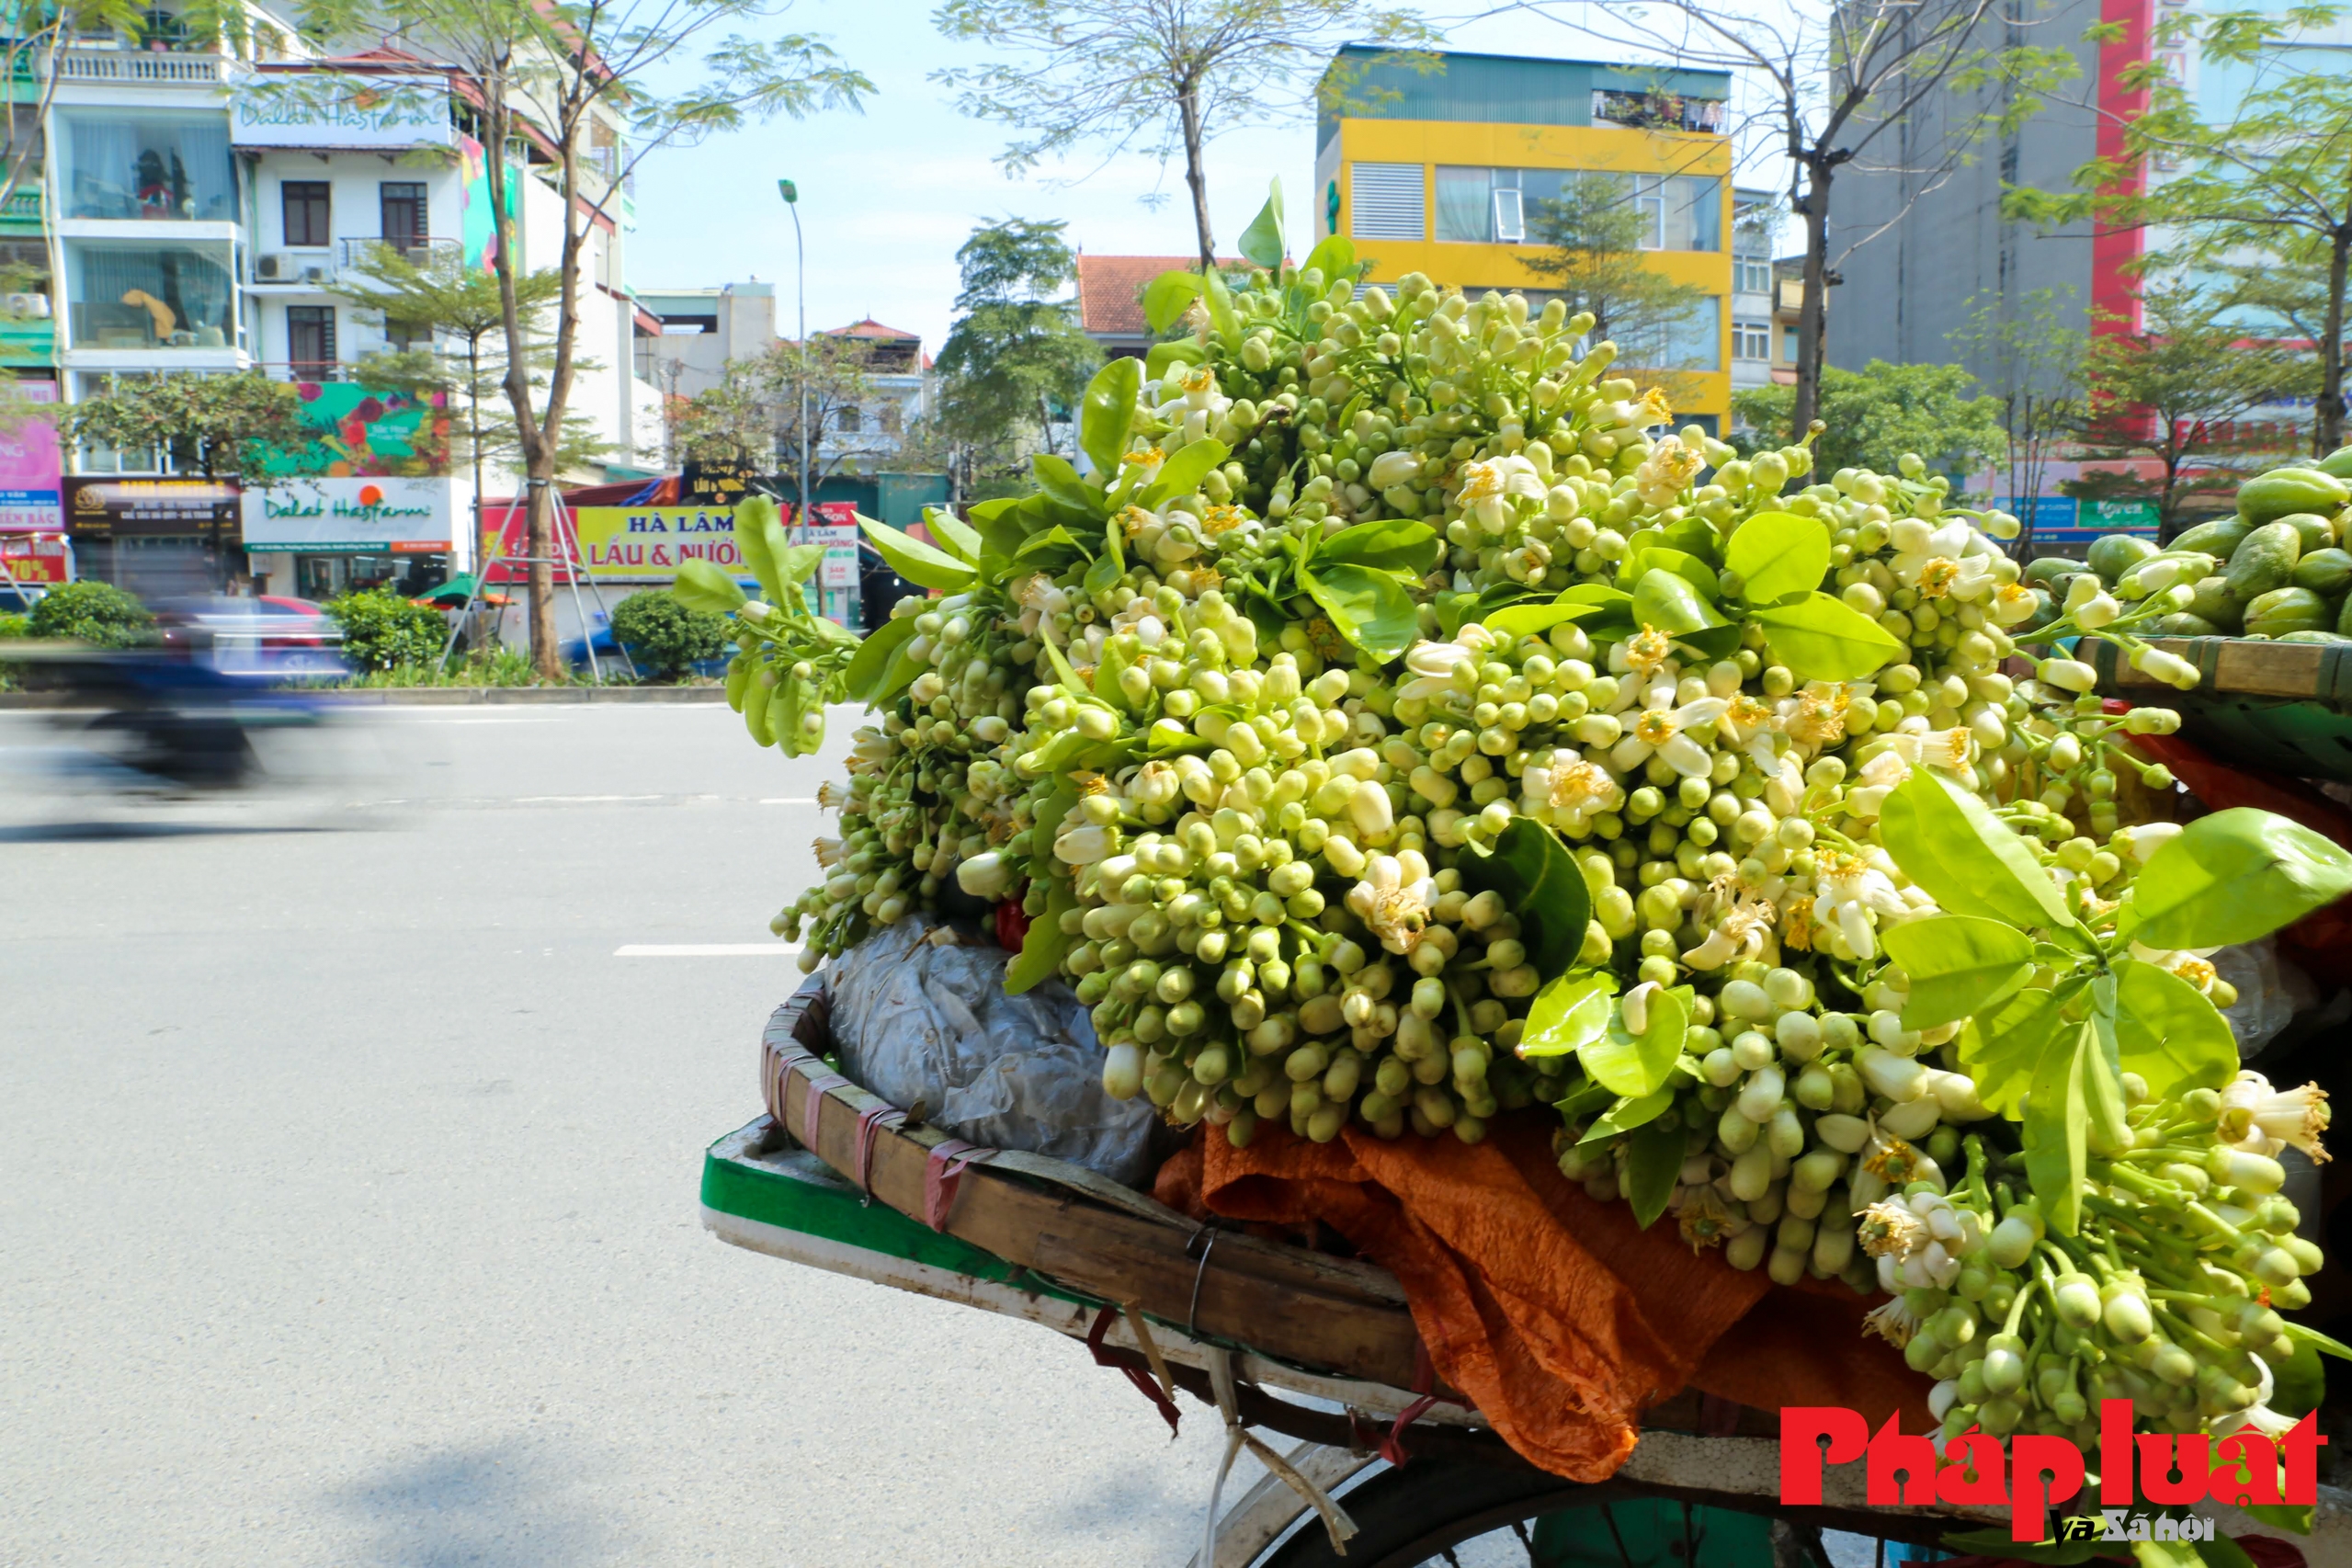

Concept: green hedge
[[27, 581, 152, 648], [325, 587, 446, 672]]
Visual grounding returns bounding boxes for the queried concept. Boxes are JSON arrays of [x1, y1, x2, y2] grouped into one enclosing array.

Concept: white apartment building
[[1729, 188, 1779, 415], [47, 19, 661, 598]]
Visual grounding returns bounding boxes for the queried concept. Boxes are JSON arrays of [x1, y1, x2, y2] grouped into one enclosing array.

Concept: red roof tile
[[822, 319, 921, 342], [1075, 255, 1237, 336]]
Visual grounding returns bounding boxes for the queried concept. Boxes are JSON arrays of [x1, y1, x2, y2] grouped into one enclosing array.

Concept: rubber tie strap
[[799, 1067, 848, 1152], [923, 1139, 988, 1232], [1085, 1304, 1180, 1436], [1379, 1336, 1443, 1467], [850, 1105, 906, 1204]]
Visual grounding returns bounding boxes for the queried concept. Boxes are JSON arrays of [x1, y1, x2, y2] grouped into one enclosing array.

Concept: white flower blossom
[[1608, 695, 1730, 778], [1454, 454, 1546, 534], [1347, 853, 1439, 954]]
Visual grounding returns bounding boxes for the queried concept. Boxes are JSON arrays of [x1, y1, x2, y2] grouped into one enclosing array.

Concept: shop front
[[240, 475, 467, 601], [64, 477, 242, 598]]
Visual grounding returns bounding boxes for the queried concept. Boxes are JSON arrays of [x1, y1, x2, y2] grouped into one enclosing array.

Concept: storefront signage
[[241, 476, 455, 554], [480, 500, 860, 583], [0, 531, 71, 585], [230, 75, 454, 149], [0, 381, 62, 532], [64, 477, 240, 539]]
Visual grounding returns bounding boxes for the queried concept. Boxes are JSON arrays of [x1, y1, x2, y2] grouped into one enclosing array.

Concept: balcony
[[334, 236, 460, 275], [0, 182, 40, 227], [38, 48, 233, 86]]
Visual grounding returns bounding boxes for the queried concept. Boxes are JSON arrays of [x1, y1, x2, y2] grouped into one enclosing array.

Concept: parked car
[[149, 595, 348, 681]]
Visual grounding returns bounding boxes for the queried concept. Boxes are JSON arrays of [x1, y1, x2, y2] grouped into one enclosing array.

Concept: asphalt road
[[0, 702, 1263, 1567]]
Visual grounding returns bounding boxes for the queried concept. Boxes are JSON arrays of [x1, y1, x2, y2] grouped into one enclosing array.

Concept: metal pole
[[793, 200, 809, 542]]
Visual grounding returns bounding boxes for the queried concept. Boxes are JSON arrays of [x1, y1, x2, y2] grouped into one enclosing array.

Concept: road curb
[[0, 684, 730, 709]]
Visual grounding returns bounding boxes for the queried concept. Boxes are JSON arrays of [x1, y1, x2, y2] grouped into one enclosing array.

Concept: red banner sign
[[0, 531, 72, 585]]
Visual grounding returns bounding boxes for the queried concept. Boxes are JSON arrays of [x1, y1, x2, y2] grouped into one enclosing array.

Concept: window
[[380, 182, 426, 249], [1617, 297, 1721, 372], [287, 305, 336, 372], [281, 181, 330, 248], [1435, 167, 1717, 250], [385, 317, 430, 353], [1733, 318, 1772, 361], [1736, 256, 1772, 294], [879, 403, 903, 437], [1349, 162, 1424, 241], [58, 110, 234, 222], [1782, 326, 1800, 362], [1491, 187, 1524, 244], [836, 404, 862, 435], [64, 240, 233, 349], [1591, 88, 1726, 133]]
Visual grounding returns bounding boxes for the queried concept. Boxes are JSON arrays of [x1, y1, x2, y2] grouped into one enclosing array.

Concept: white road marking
[[513, 793, 664, 803], [760, 797, 818, 805], [614, 943, 802, 957]]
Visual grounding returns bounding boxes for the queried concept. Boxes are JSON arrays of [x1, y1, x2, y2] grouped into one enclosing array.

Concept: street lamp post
[[778, 178, 810, 542]]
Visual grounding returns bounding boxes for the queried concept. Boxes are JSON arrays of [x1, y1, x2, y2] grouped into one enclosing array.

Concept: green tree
[[933, 0, 1434, 267], [335, 249, 606, 513], [676, 333, 881, 497], [1733, 360, 2006, 482], [283, 0, 871, 678], [1517, 0, 2075, 436], [609, 589, 727, 678], [2066, 281, 2309, 537], [28, 581, 152, 648], [1520, 172, 1711, 381], [2015, 6, 2352, 449], [1947, 288, 2087, 557], [65, 370, 305, 483], [932, 218, 1101, 495]]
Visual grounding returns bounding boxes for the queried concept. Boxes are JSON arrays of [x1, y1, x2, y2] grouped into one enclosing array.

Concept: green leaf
[[1201, 265, 1241, 344], [1724, 510, 1833, 604], [1298, 561, 1419, 661], [1142, 270, 1203, 335], [2130, 807, 2352, 949], [1143, 338, 1205, 381], [1479, 598, 1607, 641], [1630, 567, 1724, 635], [1094, 634, 1136, 716], [971, 497, 1029, 562], [1619, 546, 1720, 599], [1455, 817, 1591, 979], [1880, 915, 2036, 1029], [1015, 525, 1086, 563], [1079, 358, 1142, 479], [672, 557, 746, 615], [1624, 1119, 1684, 1229], [1749, 593, 1905, 680], [923, 506, 981, 564], [778, 542, 825, 588], [1960, 983, 2071, 1115], [1138, 437, 1230, 507], [1004, 881, 1076, 994], [843, 616, 916, 705], [2112, 959, 2238, 1099], [2025, 1020, 2096, 1235], [2270, 1336, 2326, 1420], [1437, 583, 1535, 635], [2237, 1502, 2315, 1537], [1301, 234, 1356, 284], [1312, 517, 1444, 575], [1880, 770, 2077, 934], [735, 493, 789, 604], [1517, 971, 1616, 1058], [1237, 177, 1286, 270], [1577, 1087, 1674, 1144], [1082, 551, 1121, 599], [856, 512, 973, 592], [2283, 1318, 2352, 1361], [1581, 983, 1691, 1100], [1551, 1074, 1614, 1120]]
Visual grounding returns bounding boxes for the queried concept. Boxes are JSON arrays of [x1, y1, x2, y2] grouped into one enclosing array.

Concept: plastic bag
[[825, 913, 1162, 1186], [2212, 937, 2317, 1059]]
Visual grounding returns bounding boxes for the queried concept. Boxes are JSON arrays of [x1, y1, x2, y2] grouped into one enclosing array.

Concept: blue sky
[[621, 3, 1654, 355]]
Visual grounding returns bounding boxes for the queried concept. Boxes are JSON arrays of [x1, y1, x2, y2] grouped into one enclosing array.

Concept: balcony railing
[[37, 48, 232, 85], [256, 359, 354, 383], [334, 236, 461, 274]]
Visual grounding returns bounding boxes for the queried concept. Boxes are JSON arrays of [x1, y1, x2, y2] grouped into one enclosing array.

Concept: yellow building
[[1315, 48, 1737, 430]]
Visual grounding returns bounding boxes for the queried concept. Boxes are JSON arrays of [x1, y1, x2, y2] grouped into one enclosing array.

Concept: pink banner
[[0, 381, 62, 532]]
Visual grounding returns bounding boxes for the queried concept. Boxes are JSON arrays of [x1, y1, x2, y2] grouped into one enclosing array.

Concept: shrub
[[611, 589, 729, 679], [27, 581, 153, 648], [0, 610, 29, 639], [325, 587, 446, 672]]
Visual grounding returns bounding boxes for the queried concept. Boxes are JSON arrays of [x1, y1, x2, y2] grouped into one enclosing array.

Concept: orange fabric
[[1155, 1116, 1931, 1481]]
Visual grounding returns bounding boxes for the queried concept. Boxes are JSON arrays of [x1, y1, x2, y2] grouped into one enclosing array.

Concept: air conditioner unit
[[256, 253, 290, 281], [5, 292, 50, 318], [298, 263, 330, 285]]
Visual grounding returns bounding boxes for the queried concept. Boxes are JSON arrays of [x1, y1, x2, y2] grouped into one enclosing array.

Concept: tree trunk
[[2319, 226, 2349, 454], [1792, 166, 1834, 437], [1178, 78, 1214, 271]]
